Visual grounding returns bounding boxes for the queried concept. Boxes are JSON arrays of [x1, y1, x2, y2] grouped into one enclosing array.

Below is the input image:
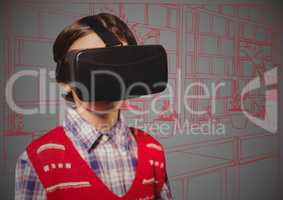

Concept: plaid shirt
[[15, 108, 173, 199]]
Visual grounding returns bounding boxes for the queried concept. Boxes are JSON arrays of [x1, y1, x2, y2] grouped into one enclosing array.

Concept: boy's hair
[[53, 13, 137, 102]]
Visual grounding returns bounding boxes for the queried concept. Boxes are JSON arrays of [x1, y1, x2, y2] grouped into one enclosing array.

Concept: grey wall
[[0, 0, 282, 199]]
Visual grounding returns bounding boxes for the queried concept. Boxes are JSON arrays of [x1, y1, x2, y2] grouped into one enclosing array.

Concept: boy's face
[[63, 32, 127, 114]]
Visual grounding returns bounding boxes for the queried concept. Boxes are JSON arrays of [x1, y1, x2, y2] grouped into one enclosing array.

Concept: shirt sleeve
[[156, 172, 174, 200], [15, 150, 46, 200]]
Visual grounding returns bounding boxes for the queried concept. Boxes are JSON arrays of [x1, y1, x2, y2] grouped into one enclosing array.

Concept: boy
[[15, 13, 173, 200]]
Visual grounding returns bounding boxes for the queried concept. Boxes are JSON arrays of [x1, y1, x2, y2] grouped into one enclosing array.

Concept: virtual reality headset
[[55, 15, 168, 102]]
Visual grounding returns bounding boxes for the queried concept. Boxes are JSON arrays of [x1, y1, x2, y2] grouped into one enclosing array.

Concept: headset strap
[[79, 15, 122, 47]]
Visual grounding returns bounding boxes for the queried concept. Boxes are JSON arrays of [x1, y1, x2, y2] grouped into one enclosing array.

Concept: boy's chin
[[77, 100, 123, 114], [84, 104, 119, 114]]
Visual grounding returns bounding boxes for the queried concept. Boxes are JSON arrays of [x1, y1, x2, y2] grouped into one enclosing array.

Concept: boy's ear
[[58, 83, 76, 103], [60, 83, 72, 93]]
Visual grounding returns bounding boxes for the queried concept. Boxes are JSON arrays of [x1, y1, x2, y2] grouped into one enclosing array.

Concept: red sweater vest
[[26, 126, 166, 200]]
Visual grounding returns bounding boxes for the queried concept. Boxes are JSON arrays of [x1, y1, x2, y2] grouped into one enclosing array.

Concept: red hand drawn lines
[[1, 1, 281, 200]]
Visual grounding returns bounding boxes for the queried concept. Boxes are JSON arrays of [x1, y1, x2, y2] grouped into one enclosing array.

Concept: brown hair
[[52, 13, 137, 101]]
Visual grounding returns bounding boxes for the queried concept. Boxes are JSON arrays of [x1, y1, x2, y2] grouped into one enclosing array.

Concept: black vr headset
[[56, 15, 168, 101]]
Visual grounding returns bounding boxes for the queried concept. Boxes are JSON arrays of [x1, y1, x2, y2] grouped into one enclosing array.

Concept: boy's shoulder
[[129, 126, 165, 152], [26, 126, 65, 151]]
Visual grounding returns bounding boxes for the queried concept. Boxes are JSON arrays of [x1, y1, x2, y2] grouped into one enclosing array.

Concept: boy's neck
[[75, 107, 120, 133]]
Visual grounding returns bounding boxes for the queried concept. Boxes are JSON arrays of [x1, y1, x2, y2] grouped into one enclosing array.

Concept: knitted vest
[[26, 126, 166, 200]]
